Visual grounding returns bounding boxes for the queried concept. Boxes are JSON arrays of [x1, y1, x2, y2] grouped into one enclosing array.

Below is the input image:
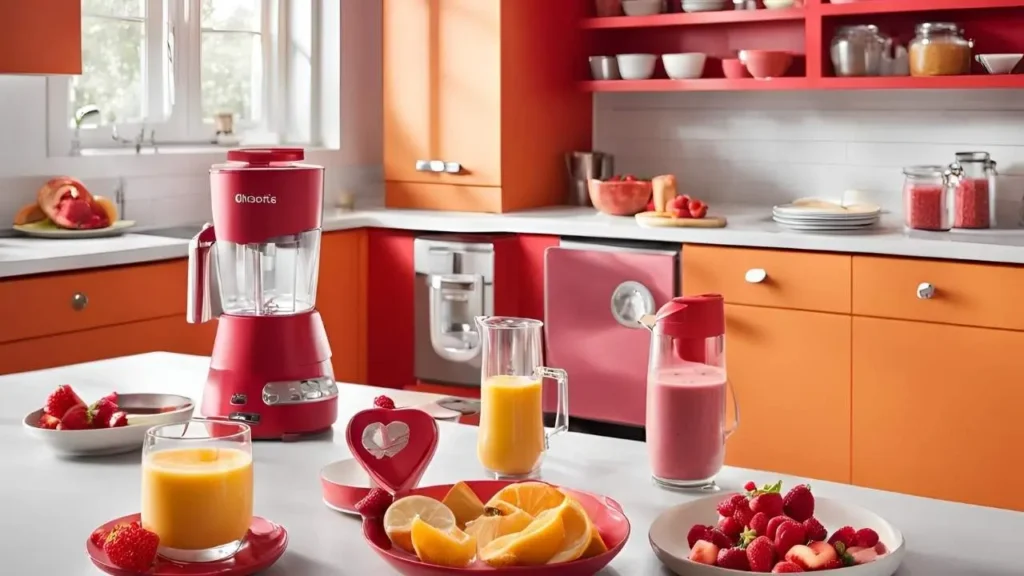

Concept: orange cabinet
[[852, 317, 1024, 511], [0, 0, 81, 74], [383, 0, 591, 213], [723, 304, 852, 483], [317, 230, 368, 384]]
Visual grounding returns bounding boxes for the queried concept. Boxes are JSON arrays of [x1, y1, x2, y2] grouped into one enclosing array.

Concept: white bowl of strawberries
[[649, 480, 905, 574], [23, 385, 195, 457]]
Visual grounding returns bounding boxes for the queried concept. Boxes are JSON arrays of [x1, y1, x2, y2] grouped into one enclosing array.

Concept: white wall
[[0, 0, 382, 229], [595, 90, 1024, 224]]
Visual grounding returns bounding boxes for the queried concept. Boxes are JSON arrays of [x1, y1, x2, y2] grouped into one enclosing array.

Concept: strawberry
[[730, 493, 749, 507], [772, 560, 805, 573], [624, 174, 637, 182], [672, 207, 691, 219], [827, 526, 856, 548], [718, 515, 743, 539], [354, 488, 392, 518], [766, 515, 794, 540], [746, 535, 776, 572], [782, 484, 815, 522], [733, 498, 755, 528], [44, 384, 85, 418], [103, 521, 159, 573], [98, 391, 119, 406], [819, 558, 844, 569], [750, 512, 769, 536], [373, 395, 396, 410], [802, 517, 827, 542], [717, 547, 750, 570], [709, 528, 734, 549], [744, 481, 757, 492], [688, 199, 708, 219], [669, 195, 689, 212], [785, 541, 838, 571], [38, 413, 61, 429], [717, 497, 737, 518], [774, 520, 807, 557], [739, 526, 758, 548], [689, 540, 718, 565], [687, 524, 713, 549], [846, 545, 882, 565], [57, 404, 92, 430], [91, 398, 118, 429], [109, 412, 128, 428], [89, 527, 110, 548], [750, 492, 784, 519], [855, 527, 879, 547]]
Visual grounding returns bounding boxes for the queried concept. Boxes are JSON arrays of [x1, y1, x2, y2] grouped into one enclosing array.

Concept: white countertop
[[5, 205, 1024, 279], [2, 352, 1022, 575]]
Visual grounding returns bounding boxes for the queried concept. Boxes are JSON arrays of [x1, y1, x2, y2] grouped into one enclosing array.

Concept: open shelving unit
[[580, 0, 1024, 91]]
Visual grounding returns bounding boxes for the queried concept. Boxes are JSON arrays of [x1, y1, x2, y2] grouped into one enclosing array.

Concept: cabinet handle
[[745, 268, 767, 284], [916, 282, 936, 300], [70, 292, 88, 311], [415, 160, 462, 174]]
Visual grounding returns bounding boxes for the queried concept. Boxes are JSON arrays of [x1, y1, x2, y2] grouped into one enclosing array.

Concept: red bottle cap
[[655, 294, 725, 339], [226, 147, 305, 165]]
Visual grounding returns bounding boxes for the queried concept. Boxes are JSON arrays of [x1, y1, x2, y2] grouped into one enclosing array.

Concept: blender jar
[[952, 152, 997, 229], [214, 229, 321, 315], [903, 164, 961, 231]]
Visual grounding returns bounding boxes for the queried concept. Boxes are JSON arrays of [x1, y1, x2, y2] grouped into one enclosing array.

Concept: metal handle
[[745, 268, 767, 284], [917, 282, 935, 300], [70, 292, 88, 311], [415, 160, 462, 174], [187, 224, 217, 324]]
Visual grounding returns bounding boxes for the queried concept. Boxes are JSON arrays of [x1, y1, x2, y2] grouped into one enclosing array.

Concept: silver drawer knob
[[70, 292, 88, 311], [745, 268, 767, 284], [415, 160, 462, 174], [916, 282, 935, 300]]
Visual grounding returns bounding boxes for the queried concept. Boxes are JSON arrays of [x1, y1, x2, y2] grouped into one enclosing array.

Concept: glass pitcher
[[474, 316, 568, 480], [644, 295, 738, 490]]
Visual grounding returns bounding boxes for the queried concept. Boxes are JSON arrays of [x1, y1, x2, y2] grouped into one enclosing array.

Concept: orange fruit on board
[[442, 481, 485, 529], [478, 506, 566, 567], [485, 482, 565, 517], [410, 517, 476, 568], [465, 501, 534, 550]]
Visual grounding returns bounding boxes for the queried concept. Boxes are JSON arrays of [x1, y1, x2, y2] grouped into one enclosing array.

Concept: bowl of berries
[[588, 175, 653, 216], [649, 480, 905, 574]]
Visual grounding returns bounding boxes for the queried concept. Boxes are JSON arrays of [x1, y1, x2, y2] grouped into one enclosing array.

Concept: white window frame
[[47, 0, 321, 156]]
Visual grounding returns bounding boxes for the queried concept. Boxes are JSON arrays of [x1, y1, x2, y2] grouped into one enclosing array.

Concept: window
[[48, 0, 323, 153]]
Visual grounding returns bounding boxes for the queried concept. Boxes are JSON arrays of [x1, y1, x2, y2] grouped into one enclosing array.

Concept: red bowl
[[363, 480, 630, 575], [740, 50, 793, 79], [722, 58, 751, 79], [588, 179, 652, 216]]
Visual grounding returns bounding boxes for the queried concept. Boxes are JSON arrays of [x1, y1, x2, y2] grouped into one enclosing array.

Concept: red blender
[[187, 148, 337, 439]]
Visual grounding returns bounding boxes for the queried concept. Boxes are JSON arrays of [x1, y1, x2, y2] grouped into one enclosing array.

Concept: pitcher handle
[[535, 367, 568, 449], [724, 380, 740, 440]]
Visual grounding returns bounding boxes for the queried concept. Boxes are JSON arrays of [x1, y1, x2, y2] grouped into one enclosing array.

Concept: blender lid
[[212, 147, 320, 172], [654, 294, 725, 339]]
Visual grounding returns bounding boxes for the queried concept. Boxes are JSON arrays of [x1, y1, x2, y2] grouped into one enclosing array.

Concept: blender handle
[[187, 224, 218, 324]]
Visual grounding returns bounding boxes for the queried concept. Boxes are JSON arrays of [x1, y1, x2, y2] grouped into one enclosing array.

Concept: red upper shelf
[[579, 7, 804, 29]]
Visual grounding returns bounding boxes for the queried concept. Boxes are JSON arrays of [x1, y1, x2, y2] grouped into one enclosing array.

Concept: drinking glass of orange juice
[[142, 420, 253, 563], [474, 316, 569, 479]]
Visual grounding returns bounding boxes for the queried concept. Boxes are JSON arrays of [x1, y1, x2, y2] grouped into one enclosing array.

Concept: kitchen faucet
[[111, 124, 159, 154]]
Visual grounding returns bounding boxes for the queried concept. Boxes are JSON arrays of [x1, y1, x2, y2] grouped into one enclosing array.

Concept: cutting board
[[635, 211, 727, 228]]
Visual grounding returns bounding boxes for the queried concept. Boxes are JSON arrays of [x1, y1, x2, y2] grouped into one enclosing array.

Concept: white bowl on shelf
[[622, 0, 663, 16], [680, 0, 727, 12], [764, 0, 796, 8], [616, 54, 658, 80], [976, 54, 1023, 74], [662, 53, 707, 79]]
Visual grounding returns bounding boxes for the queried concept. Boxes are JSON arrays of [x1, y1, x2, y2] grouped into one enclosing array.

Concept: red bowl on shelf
[[363, 480, 631, 576], [740, 50, 793, 79], [722, 58, 752, 79], [588, 178, 652, 216]]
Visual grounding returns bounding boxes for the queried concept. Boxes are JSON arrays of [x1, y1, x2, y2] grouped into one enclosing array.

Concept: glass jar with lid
[[952, 152, 997, 229], [909, 22, 973, 76], [903, 164, 961, 231]]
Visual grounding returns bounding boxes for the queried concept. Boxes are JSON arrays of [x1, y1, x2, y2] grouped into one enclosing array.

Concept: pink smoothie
[[647, 363, 727, 484]]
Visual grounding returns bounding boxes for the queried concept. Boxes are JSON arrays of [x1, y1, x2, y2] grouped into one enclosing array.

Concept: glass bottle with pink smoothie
[[645, 294, 738, 490]]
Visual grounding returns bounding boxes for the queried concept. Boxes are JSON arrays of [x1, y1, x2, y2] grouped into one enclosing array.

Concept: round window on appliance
[[610, 281, 656, 329]]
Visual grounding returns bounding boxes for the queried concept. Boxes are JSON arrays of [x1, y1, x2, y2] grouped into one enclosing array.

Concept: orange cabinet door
[[317, 230, 368, 385], [724, 304, 852, 483], [0, 316, 216, 376], [0, 0, 81, 74], [852, 317, 1024, 511], [382, 0, 501, 188]]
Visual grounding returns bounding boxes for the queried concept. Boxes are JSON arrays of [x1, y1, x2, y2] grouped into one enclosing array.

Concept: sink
[[136, 225, 206, 240]]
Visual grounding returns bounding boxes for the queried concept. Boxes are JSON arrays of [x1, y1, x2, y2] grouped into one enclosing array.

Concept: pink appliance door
[[543, 241, 678, 426]]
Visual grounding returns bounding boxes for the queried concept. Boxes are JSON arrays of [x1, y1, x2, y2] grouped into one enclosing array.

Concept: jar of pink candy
[[952, 152, 997, 229], [903, 164, 961, 231]]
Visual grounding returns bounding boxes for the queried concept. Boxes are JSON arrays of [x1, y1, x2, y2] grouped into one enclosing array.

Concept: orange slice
[[382, 495, 456, 553], [92, 195, 118, 223], [410, 517, 476, 568], [581, 529, 608, 559], [478, 506, 565, 567], [442, 481, 485, 529], [465, 501, 534, 550], [485, 481, 565, 517], [546, 496, 594, 564]]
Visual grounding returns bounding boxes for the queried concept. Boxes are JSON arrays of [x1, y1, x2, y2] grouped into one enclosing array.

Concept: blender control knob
[[917, 282, 936, 299], [70, 292, 88, 311], [745, 269, 767, 284]]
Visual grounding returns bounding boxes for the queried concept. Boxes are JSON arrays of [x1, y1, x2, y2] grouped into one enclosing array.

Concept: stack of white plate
[[772, 200, 881, 232]]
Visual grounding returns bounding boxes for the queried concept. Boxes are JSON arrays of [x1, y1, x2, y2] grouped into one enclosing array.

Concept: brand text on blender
[[235, 194, 277, 204]]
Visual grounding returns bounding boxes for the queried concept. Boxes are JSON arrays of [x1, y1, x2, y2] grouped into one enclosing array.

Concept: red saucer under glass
[[86, 514, 287, 576]]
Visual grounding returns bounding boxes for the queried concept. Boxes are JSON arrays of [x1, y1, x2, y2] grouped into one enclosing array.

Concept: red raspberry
[[733, 499, 755, 527], [716, 497, 737, 518], [751, 492, 785, 519], [744, 481, 757, 492], [855, 528, 879, 547], [354, 488, 393, 518], [709, 528, 734, 549], [783, 484, 815, 522], [718, 515, 743, 539], [827, 526, 856, 548], [717, 547, 750, 570], [373, 395, 396, 410], [803, 517, 827, 542], [772, 560, 805, 573], [686, 524, 713, 549], [750, 512, 769, 536], [746, 535, 777, 572], [774, 520, 807, 557]]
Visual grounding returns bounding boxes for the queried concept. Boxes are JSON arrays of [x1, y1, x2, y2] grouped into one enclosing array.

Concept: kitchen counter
[[6, 204, 1024, 278], [2, 352, 1022, 575]]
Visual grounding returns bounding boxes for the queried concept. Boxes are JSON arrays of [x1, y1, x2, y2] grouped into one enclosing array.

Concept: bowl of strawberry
[[649, 480, 905, 574], [588, 175, 653, 216], [23, 385, 194, 457]]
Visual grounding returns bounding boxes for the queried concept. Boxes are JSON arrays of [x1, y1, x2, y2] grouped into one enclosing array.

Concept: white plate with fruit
[[650, 480, 905, 574], [12, 177, 134, 238], [23, 385, 195, 456]]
